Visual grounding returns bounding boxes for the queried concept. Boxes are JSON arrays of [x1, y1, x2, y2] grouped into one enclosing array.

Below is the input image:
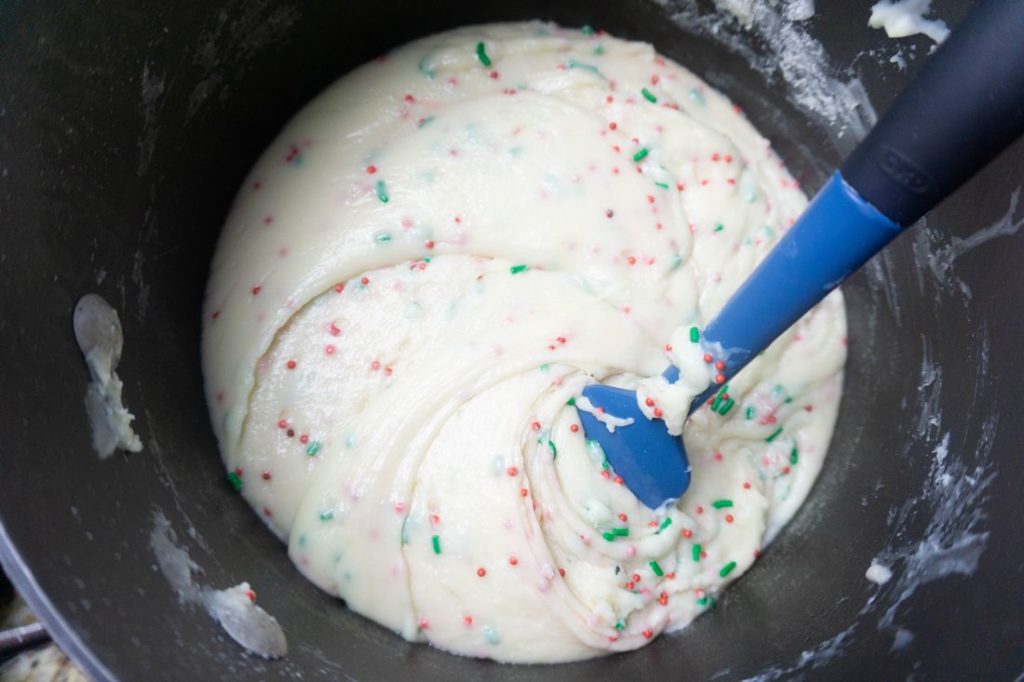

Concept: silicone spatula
[[578, 0, 1024, 509]]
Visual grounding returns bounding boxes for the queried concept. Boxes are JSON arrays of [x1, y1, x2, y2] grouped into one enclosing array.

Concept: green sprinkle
[[418, 55, 436, 79], [567, 59, 604, 78], [475, 41, 492, 67], [657, 517, 673, 533], [510, 264, 529, 274], [692, 544, 702, 562], [689, 326, 700, 343], [688, 88, 705, 106], [431, 534, 441, 555], [719, 561, 737, 578], [654, 181, 669, 190], [417, 115, 435, 128], [766, 427, 784, 443], [718, 398, 735, 416], [547, 439, 558, 459], [696, 596, 709, 606], [602, 531, 616, 542], [593, 45, 605, 56], [400, 516, 410, 545], [298, 534, 307, 548], [374, 232, 393, 244], [539, 363, 551, 373], [482, 625, 501, 645], [632, 147, 649, 162], [226, 471, 242, 492], [376, 179, 389, 203], [712, 499, 734, 509], [319, 509, 335, 521], [790, 447, 799, 465], [649, 560, 664, 577], [306, 441, 322, 456], [745, 406, 755, 420], [615, 620, 625, 631], [711, 384, 728, 412], [713, 223, 724, 233], [566, 397, 576, 406], [641, 87, 657, 103], [613, 527, 630, 537], [581, 24, 595, 35]]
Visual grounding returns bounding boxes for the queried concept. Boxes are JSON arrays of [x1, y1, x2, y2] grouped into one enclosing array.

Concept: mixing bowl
[[2, 0, 1022, 679]]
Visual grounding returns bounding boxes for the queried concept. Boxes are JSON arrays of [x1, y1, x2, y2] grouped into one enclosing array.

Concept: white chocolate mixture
[[202, 22, 845, 663]]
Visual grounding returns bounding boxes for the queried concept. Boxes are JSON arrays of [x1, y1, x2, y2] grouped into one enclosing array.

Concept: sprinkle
[[475, 41, 492, 67], [712, 499, 733, 509], [720, 561, 737, 577], [570, 424, 579, 432], [476, 567, 487, 577], [375, 179, 390, 203], [226, 471, 242, 491], [581, 24, 595, 35], [766, 427, 784, 442], [509, 555, 518, 565], [689, 326, 700, 343], [745, 406, 755, 420], [692, 544, 702, 562], [713, 223, 724, 232], [642, 629, 653, 639], [366, 164, 377, 174], [603, 527, 630, 541], [482, 625, 501, 645], [641, 88, 657, 103], [417, 116, 435, 128], [261, 471, 271, 481], [614, 620, 625, 631], [790, 447, 799, 465], [547, 439, 558, 458], [632, 147, 649, 162], [431, 535, 441, 555], [286, 360, 297, 370], [319, 509, 334, 521], [649, 560, 664, 577], [682, 528, 693, 538], [657, 517, 673, 533], [306, 441, 322, 456], [567, 397, 576, 406], [718, 398, 735, 416], [510, 264, 529, 275], [374, 232, 393, 244], [696, 596, 709, 606], [688, 88, 705, 106]]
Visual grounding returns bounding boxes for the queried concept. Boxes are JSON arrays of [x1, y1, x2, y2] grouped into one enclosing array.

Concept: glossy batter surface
[[203, 22, 846, 662]]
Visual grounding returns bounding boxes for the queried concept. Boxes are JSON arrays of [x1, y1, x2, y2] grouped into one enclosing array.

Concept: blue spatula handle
[[683, 0, 1024, 397]]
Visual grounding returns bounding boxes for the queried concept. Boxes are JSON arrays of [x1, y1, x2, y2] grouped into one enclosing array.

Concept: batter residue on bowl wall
[[202, 22, 845, 662]]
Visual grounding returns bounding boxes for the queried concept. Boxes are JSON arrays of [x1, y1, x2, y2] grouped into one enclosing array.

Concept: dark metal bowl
[[2, 1, 1022, 679]]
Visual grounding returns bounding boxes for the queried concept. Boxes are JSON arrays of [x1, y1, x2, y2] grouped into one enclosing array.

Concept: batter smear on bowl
[[202, 22, 846, 663]]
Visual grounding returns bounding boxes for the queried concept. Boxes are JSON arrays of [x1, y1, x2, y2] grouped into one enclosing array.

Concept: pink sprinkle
[[325, 344, 335, 355], [329, 322, 341, 336], [401, 217, 413, 229], [419, 618, 430, 630], [300, 434, 309, 444], [626, 545, 637, 558], [371, 360, 381, 371], [404, 94, 415, 103]]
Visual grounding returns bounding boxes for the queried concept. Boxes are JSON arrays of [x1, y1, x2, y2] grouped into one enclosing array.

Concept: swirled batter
[[202, 22, 846, 663]]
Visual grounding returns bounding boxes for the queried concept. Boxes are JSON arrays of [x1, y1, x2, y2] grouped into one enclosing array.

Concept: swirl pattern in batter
[[203, 22, 846, 663]]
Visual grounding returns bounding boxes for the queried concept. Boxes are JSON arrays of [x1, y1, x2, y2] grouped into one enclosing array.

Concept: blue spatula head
[[578, 382, 690, 509]]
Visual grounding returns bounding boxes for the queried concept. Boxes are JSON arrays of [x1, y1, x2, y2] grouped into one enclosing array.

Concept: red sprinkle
[[715, 360, 725, 370], [682, 529, 693, 538], [245, 590, 256, 602], [703, 353, 713, 363], [286, 360, 297, 370], [360, 276, 370, 285], [464, 615, 473, 625], [613, 475, 624, 485], [570, 424, 579, 433], [325, 345, 335, 355], [299, 434, 309, 444], [251, 285, 262, 295], [334, 283, 345, 294], [609, 121, 618, 130], [477, 567, 487, 577], [425, 240, 435, 249], [715, 374, 725, 384], [507, 466, 519, 477], [366, 165, 377, 174], [558, 567, 566, 578], [625, 581, 635, 590], [643, 629, 653, 639], [531, 421, 541, 431], [653, 408, 663, 418], [618, 513, 628, 522], [743, 482, 752, 489], [509, 556, 519, 566], [658, 593, 669, 606], [725, 514, 735, 523], [520, 488, 528, 497], [277, 419, 287, 429], [261, 471, 271, 481]]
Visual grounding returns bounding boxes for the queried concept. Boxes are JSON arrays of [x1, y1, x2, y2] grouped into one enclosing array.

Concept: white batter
[[202, 22, 846, 663]]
